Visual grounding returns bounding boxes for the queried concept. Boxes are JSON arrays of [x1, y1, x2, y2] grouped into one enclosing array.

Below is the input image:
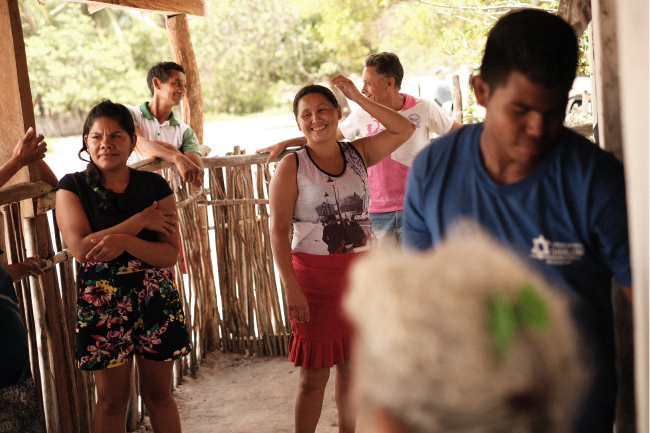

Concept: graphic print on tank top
[[292, 142, 375, 255]]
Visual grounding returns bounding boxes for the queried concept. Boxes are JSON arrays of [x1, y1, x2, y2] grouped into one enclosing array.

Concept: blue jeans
[[369, 210, 402, 243]]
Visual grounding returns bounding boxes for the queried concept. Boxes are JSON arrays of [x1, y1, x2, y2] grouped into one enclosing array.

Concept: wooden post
[[0, 0, 42, 187], [166, 14, 221, 352], [24, 216, 80, 433], [592, 1, 636, 432], [591, 0, 623, 158], [615, 2, 649, 432], [452, 75, 463, 123], [587, 22, 598, 138], [166, 14, 204, 143]]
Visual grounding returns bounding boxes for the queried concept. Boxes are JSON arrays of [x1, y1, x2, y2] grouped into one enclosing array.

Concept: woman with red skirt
[[269, 77, 415, 433]]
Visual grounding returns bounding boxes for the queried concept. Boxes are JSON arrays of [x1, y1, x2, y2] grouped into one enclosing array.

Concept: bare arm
[[132, 126, 203, 187], [183, 151, 204, 187], [38, 160, 58, 188], [450, 120, 463, 130], [331, 75, 416, 167], [621, 285, 632, 303], [257, 136, 308, 164], [56, 189, 178, 265], [0, 128, 48, 188], [269, 154, 309, 323], [4, 257, 46, 279], [86, 194, 180, 267]]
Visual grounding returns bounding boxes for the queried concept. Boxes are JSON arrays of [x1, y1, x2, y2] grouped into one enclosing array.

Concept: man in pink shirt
[[258, 52, 461, 240]]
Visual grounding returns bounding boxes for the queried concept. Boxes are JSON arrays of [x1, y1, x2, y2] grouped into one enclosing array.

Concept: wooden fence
[[0, 148, 292, 432]]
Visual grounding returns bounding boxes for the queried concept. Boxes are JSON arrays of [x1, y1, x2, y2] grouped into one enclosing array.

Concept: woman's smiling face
[[84, 117, 136, 172], [296, 93, 342, 144]]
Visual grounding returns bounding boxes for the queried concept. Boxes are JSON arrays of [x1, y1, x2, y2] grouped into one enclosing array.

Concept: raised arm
[[0, 128, 48, 188], [268, 154, 309, 323], [331, 75, 415, 167], [56, 189, 178, 266]]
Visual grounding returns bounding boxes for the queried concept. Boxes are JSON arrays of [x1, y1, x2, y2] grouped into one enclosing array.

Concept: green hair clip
[[487, 283, 551, 360]]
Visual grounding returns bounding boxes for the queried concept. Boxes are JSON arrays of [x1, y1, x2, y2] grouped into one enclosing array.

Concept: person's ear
[[471, 75, 490, 108], [130, 134, 137, 153], [153, 77, 162, 91], [337, 105, 342, 120], [386, 77, 395, 90]]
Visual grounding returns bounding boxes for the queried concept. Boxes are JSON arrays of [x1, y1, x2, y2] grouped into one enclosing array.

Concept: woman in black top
[[56, 100, 190, 433]]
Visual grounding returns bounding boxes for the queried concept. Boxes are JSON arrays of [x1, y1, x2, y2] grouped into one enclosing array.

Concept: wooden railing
[[0, 148, 292, 432]]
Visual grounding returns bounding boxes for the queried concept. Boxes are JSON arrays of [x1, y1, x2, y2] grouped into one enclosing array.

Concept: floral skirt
[[75, 259, 191, 371]]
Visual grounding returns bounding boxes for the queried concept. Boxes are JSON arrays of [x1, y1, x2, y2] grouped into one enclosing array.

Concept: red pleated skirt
[[288, 250, 365, 368]]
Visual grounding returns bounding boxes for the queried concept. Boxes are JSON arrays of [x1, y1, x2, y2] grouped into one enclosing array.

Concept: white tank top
[[291, 142, 375, 255]]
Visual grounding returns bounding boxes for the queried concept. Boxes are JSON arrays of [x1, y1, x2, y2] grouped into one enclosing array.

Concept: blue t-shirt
[[56, 168, 174, 263], [403, 123, 631, 433]]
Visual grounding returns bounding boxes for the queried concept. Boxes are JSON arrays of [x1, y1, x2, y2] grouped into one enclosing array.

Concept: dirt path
[[172, 350, 339, 433]]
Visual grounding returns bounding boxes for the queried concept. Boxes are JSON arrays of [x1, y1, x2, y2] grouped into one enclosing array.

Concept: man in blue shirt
[[403, 10, 631, 433]]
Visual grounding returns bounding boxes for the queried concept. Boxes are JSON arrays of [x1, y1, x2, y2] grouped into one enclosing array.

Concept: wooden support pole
[[166, 14, 204, 144], [0, 0, 42, 187], [167, 14, 221, 352], [591, 0, 623, 158], [614, 2, 649, 432], [25, 215, 81, 433], [592, 2, 636, 432], [452, 75, 463, 123]]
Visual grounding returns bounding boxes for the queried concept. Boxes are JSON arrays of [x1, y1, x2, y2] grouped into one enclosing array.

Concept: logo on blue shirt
[[530, 235, 584, 265]]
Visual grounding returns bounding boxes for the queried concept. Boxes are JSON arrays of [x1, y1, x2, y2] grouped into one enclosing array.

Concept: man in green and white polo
[[126, 62, 204, 187]]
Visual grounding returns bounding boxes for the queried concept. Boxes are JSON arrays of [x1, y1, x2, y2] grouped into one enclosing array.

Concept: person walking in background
[[259, 52, 461, 242], [56, 100, 191, 433], [125, 62, 204, 187], [433, 66, 453, 116], [269, 77, 414, 432], [345, 229, 588, 433], [403, 10, 631, 433]]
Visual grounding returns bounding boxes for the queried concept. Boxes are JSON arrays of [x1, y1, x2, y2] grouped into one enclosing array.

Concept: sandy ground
[[171, 350, 339, 433]]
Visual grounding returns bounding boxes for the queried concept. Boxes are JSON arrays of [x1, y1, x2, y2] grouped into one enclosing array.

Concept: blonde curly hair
[[345, 229, 589, 433]]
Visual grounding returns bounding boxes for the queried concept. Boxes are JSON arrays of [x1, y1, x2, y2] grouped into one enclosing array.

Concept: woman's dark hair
[[292, 85, 339, 118], [79, 100, 136, 213], [480, 9, 578, 92]]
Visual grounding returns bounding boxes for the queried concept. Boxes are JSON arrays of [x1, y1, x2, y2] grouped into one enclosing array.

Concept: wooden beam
[[0, 181, 52, 208], [59, 0, 206, 17], [166, 14, 204, 143], [592, 0, 623, 159], [615, 2, 649, 432], [0, 0, 42, 188]]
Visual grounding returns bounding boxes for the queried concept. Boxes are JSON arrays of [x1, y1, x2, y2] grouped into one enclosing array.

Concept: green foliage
[[21, 0, 573, 119], [22, 1, 170, 116], [577, 28, 590, 76], [190, 0, 331, 114]]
